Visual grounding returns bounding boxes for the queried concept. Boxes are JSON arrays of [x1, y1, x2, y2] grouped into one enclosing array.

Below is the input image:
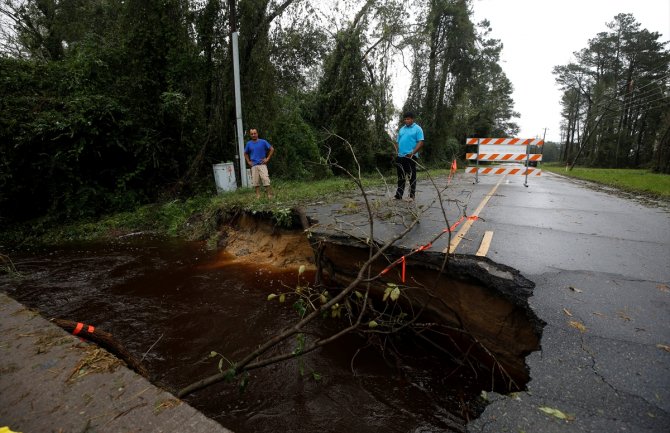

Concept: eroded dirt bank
[[310, 234, 544, 389], [214, 212, 316, 269], [216, 212, 545, 390]]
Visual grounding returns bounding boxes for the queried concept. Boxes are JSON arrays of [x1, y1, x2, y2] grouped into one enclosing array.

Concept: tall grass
[[544, 165, 670, 199]]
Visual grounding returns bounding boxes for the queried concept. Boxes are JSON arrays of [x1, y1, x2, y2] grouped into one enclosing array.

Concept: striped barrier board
[[466, 153, 543, 161], [466, 137, 544, 185], [466, 167, 542, 176], [466, 138, 544, 146]]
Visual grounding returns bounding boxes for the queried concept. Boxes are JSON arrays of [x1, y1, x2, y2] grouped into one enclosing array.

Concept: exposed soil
[[210, 212, 544, 390], [310, 234, 544, 389], [215, 213, 316, 269]]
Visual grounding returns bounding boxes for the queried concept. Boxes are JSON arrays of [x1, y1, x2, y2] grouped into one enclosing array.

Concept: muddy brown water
[[0, 237, 488, 432]]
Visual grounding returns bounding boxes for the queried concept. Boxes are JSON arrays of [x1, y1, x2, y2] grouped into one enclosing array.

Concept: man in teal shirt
[[394, 112, 424, 201]]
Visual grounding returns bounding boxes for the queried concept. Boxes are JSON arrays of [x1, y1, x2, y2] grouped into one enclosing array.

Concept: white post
[[475, 139, 480, 184], [523, 143, 530, 187], [232, 31, 248, 188]]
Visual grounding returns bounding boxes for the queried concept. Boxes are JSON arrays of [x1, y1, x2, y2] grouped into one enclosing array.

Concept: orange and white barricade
[[466, 138, 543, 186]]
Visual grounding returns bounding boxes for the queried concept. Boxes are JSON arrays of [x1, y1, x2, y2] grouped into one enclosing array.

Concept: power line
[[596, 98, 670, 124], [566, 76, 669, 122]]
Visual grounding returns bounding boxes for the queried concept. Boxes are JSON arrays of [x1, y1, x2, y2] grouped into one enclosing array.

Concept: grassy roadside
[[0, 169, 452, 248], [543, 165, 670, 199]]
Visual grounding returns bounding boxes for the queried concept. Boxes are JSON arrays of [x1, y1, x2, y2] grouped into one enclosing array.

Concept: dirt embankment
[[215, 212, 316, 269], [312, 234, 544, 388], [216, 212, 544, 390]]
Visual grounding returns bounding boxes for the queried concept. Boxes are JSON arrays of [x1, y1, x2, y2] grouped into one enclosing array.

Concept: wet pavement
[[461, 173, 670, 433], [306, 171, 670, 432]]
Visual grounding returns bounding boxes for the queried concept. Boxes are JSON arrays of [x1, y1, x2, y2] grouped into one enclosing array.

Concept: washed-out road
[[306, 169, 670, 433]]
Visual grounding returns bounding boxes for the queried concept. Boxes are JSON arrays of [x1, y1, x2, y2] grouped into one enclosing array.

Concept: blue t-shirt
[[245, 139, 272, 165], [397, 123, 424, 157]]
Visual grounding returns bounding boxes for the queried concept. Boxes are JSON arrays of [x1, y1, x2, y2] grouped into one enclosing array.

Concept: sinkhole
[[0, 210, 545, 433], [217, 210, 545, 393]]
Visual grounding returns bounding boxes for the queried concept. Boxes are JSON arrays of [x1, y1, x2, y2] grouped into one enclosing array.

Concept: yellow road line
[[476, 231, 494, 256], [444, 176, 505, 254]]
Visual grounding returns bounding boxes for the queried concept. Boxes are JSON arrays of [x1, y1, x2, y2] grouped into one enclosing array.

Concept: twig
[[140, 333, 164, 362]]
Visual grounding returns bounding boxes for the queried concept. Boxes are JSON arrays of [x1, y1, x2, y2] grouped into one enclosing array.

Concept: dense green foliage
[[553, 14, 670, 172], [0, 0, 520, 227]]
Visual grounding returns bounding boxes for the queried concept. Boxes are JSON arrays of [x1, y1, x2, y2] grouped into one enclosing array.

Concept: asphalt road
[[306, 170, 670, 432]]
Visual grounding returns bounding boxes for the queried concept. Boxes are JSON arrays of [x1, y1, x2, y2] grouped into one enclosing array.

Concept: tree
[[0, 0, 208, 222], [553, 14, 670, 171], [0, 0, 322, 223], [313, 22, 375, 171], [404, 1, 519, 164]]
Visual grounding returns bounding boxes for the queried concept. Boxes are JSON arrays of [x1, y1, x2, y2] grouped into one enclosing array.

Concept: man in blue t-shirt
[[394, 112, 424, 201], [244, 128, 275, 199]]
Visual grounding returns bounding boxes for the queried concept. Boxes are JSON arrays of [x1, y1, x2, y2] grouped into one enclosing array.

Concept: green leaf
[[209, 351, 218, 358], [292, 333, 306, 355], [538, 406, 574, 421], [390, 287, 400, 301], [383, 287, 391, 301], [279, 294, 286, 303], [331, 303, 341, 318], [267, 293, 278, 301], [293, 299, 307, 317], [312, 372, 322, 381], [368, 320, 378, 328], [298, 265, 306, 276], [354, 290, 363, 299], [218, 358, 223, 372], [223, 368, 236, 382]]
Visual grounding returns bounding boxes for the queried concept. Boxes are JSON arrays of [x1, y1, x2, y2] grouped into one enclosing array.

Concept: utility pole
[[229, 0, 248, 187]]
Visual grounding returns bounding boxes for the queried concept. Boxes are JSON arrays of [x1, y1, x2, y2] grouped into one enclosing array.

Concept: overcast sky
[[393, 0, 670, 143]]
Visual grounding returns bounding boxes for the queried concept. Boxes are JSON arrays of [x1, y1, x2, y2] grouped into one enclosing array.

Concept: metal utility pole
[[229, 0, 248, 187]]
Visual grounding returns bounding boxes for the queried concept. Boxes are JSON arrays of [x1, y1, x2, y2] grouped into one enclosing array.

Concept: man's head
[[249, 129, 259, 140], [403, 112, 415, 126]]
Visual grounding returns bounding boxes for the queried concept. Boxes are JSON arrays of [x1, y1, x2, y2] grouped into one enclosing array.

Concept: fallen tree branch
[[177, 216, 420, 397], [52, 319, 149, 377]]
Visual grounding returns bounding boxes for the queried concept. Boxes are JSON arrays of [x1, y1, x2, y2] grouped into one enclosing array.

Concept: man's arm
[[244, 147, 253, 166], [263, 146, 274, 164], [410, 140, 424, 157]]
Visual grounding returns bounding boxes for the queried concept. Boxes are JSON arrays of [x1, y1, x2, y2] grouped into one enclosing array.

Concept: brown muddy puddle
[[0, 237, 486, 432]]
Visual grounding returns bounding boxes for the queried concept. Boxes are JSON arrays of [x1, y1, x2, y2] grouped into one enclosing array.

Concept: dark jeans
[[395, 156, 417, 199]]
